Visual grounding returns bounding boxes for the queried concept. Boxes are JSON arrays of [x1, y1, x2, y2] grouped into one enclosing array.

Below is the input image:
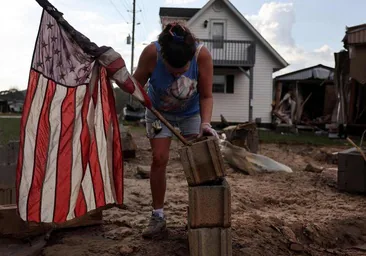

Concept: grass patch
[[0, 117, 357, 148], [258, 130, 352, 147], [0, 118, 21, 145]]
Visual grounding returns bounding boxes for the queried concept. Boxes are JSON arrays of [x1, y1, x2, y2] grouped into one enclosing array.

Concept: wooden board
[[0, 204, 103, 238], [179, 137, 226, 186]]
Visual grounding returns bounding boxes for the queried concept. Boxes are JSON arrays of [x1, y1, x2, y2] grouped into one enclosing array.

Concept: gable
[[186, 0, 288, 69], [159, 7, 200, 28], [186, 2, 252, 41]]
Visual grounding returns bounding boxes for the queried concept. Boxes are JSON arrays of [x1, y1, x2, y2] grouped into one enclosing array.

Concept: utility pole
[[126, 0, 141, 105], [131, 0, 136, 74]]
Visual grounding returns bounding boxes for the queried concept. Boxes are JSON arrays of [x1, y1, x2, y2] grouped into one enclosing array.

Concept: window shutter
[[226, 75, 234, 93]]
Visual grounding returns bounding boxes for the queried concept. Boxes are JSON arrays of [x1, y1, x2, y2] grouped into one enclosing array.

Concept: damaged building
[[272, 64, 336, 128], [334, 23, 366, 134]]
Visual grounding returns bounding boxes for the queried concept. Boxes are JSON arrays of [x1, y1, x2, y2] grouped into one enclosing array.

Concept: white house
[[159, 0, 288, 124]]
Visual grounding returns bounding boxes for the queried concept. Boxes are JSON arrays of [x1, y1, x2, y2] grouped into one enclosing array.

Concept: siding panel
[[185, 1, 283, 123], [211, 69, 249, 123]]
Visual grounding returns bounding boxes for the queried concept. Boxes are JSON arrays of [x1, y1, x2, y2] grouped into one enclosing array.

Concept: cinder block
[[0, 205, 29, 237], [338, 148, 366, 193], [179, 137, 226, 186], [0, 164, 16, 187], [0, 186, 16, 205], [121, 129, 137, 159], [7, 140, 19, 165], [188, 178, 231, 228], [188, 227, 232, 256], [0, 145, 7, 165]]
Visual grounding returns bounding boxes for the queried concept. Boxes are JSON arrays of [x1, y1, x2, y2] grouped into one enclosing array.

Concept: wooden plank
[[0, 236, 48, 256], [348, 80, 357, 123], [0, 205, 103, 238], [275, 81, 282, 110]]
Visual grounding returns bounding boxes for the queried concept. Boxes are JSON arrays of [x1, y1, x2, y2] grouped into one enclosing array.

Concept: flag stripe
[[27, 80, 56, 222], [105, 69, 123, 204], [67, 85, 87, 220], [74, 88, 92, 217], [89, 91, 107, 208], [100, 69, 117, 203], [89, 131, 106, 208], [18, 8, 127, 224], [16, 70, 40, 208], [95, 76, 114, 204], [82, 164, 96, 212], [53, 87, 77, 223], [41, 84, 68, 222], [19, 74, 48, 221]]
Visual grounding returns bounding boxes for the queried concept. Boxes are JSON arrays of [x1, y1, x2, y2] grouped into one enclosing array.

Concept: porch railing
[[200, 39, 256, 67]]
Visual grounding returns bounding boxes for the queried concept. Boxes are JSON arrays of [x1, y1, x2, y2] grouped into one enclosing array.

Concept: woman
[[133, 22, 218, 239]]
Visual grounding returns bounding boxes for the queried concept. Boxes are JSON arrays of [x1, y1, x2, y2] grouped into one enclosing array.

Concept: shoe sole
[[142, 228, 168, 240]]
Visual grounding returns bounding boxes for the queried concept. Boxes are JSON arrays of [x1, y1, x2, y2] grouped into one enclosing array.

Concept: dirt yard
[[23, 130, 366, 255]]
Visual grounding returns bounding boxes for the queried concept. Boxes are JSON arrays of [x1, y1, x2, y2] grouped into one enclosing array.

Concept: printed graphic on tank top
[[147, 41, 203, 116]]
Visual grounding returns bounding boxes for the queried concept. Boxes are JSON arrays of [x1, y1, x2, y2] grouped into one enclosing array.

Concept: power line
[[137, 0, 148, 37], [108, 0, 129, 23]]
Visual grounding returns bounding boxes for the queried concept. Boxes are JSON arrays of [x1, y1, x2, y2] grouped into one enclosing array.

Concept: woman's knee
[[152, 150, 169, 168]]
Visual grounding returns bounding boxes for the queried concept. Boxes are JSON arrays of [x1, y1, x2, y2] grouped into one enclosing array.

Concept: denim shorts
[[145, 109, 201, 139]]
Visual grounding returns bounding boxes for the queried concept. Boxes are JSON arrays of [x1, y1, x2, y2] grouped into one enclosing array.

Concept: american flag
[[16, 0, 151, 223]]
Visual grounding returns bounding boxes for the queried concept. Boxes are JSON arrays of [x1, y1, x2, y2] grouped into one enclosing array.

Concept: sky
[[1, 0, 365, 91]]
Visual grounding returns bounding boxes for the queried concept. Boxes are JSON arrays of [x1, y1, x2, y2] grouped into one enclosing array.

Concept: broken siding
[[211, 69, 249, 122]]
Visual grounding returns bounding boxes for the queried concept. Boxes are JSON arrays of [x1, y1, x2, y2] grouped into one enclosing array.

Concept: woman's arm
[[197, 46, 214, 124], [133, 43, 157, 87]]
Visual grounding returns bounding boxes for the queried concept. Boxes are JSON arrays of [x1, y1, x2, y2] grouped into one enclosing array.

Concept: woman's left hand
[[198, 123, 219, 139]]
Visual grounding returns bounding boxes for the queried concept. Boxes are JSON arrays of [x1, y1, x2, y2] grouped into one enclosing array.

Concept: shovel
[[149, 107, 192, 146]]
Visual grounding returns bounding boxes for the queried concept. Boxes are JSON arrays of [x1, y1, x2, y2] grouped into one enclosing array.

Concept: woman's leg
[[142, 109, 173, 238], [149, 137, 171, 210]]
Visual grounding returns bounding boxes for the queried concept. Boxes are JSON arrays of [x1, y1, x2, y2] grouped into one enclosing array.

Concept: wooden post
[[275, 81, 282, 110], [348, 79, 356, 123]]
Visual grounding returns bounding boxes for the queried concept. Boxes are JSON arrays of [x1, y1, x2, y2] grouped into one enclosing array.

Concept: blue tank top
[[147, 41, 203, 117]]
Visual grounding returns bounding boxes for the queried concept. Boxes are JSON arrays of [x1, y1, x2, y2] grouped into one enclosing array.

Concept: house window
[[212, 22, 224, 49], [213, 75, 234, 94]]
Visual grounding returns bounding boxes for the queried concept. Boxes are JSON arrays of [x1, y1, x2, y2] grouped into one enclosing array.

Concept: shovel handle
[[149, 107, 191, 146], [347, 137, 366, 162]]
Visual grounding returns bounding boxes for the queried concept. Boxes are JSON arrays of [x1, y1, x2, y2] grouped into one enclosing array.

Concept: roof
[[159, 7, 200, 18], [343, 23, 366, 45], [185, 0, 288, 68], [274, 64, 334, 81]]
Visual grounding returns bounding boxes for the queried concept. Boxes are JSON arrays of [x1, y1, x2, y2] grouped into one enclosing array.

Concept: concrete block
[[188, 227, 232, 256], [0, 186, 16, 205], [0, 164, 16, 187], [0, 205, 29, 237], [0, 145, 7, 165], [179, 137, 226, 186], [338, 148, 366, 193], [6, 140, 19, 165], [121, 129, 137, 159], [188, 178, 231, 228]]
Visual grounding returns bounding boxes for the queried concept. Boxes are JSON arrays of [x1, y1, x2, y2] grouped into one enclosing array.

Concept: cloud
[[0, 0, 41, 91], [0, 0, 159, 91], [246, 2, 335, 76]]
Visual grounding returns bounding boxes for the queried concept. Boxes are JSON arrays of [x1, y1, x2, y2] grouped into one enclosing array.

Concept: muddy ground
[[7, 129, 366, 256]]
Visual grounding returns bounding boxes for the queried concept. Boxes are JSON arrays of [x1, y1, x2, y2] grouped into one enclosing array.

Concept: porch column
[[249, 67, 254, 121]]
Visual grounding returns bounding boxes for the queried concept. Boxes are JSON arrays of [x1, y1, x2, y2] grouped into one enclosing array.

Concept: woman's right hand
[[198, 123, 219, 139]]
